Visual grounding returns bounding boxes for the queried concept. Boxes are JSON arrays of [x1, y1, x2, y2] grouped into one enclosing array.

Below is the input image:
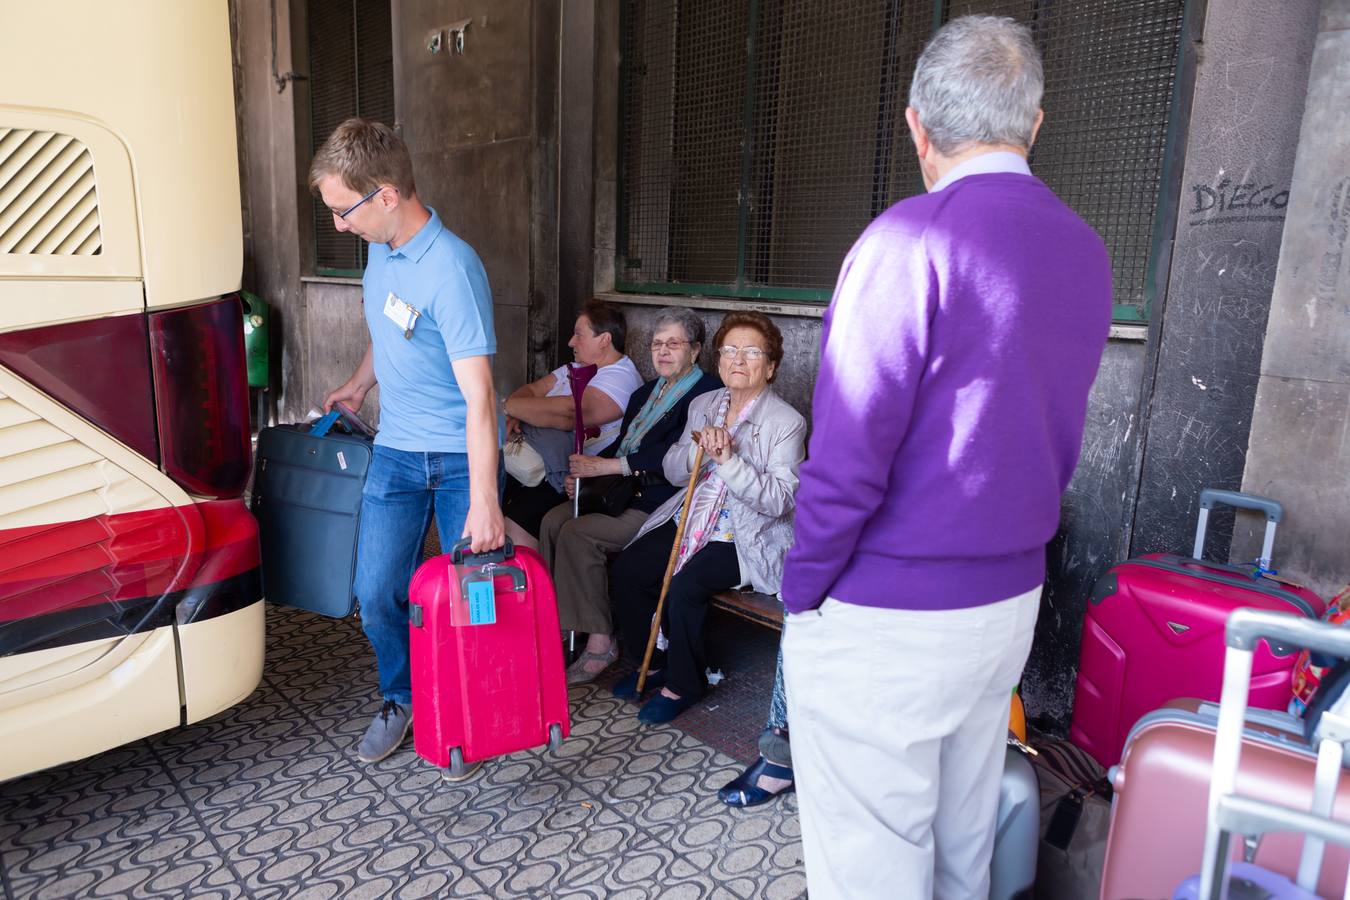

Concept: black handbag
[[574, 474, 641, 517]]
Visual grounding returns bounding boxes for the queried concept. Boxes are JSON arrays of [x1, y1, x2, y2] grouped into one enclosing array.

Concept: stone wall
[[1234, 0, 1350, 598]]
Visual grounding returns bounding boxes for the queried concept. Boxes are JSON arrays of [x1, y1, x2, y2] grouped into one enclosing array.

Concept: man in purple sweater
[[781, 16, 1111, 899]]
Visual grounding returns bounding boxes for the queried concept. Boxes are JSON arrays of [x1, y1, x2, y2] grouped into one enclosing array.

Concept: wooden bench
[[711, 590, 784, 630]]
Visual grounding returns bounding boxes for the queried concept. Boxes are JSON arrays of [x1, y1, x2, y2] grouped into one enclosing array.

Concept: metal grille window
[[308, 0, 395, 276], [617, 0, 1189, 321]]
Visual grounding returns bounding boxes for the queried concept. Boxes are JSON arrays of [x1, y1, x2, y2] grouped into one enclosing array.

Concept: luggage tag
[[309, 409, 340, 437], [461, 571, 497, 626]]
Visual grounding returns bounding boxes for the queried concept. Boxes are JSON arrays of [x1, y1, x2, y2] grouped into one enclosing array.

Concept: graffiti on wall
[[1188, 176, 1290, 227]]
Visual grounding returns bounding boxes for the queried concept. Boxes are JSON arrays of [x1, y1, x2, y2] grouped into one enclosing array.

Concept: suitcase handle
[[1193, 488, 1283, 572], [450, 537, 516, 567], [1200, 489, 1284, 522]]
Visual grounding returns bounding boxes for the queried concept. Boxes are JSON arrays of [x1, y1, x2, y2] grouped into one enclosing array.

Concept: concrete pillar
[[1131, 0, 1321, 563], [1233, 0, 1350, 597], [230, 0, 309, 422]]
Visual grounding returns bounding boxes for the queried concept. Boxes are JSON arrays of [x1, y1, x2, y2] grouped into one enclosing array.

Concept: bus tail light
[[149, 296, 252, 498]]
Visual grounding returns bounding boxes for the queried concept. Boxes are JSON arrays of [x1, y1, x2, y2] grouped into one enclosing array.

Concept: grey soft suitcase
[[252, 423, 372, 617], [992, 746, 1040, 900]]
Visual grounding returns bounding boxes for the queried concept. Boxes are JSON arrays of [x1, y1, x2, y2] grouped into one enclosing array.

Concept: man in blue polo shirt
[[310, 118, 505, 768]]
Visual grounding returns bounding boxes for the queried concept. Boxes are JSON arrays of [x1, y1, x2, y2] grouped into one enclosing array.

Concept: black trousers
[[611, 519, 741, 700], [502, 474, 566, 538]]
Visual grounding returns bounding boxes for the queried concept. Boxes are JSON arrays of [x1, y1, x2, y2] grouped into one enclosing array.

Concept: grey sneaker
[[356, 700, 412, 763]]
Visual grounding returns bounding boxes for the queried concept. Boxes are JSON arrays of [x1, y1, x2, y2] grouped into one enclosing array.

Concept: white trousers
[[783, 586, 1041, 900]]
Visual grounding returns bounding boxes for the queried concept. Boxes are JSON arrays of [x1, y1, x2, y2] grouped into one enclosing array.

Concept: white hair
[[908, 15, 1044, 155], [650, 306, 705, 345]]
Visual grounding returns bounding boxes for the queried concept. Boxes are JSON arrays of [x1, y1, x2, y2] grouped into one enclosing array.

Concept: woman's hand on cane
[[698, 425, 734, 464]]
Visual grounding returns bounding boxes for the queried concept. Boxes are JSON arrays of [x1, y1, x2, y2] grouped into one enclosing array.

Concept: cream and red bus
[[0, 2, 265, 780]]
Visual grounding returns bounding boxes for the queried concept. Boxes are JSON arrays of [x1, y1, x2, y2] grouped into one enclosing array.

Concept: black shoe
[[637, 690, 698, 724], [718, 757, 795, 808], [612, 668, 665, 701]]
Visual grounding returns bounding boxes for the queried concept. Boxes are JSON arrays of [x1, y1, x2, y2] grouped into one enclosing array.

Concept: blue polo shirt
[[362, 209, 495, 452]]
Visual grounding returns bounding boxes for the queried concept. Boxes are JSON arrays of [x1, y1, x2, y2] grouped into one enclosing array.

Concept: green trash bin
[[241, 291, 270, 389]]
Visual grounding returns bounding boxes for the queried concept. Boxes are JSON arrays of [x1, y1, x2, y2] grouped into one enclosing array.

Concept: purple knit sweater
[[782, 173, 1112, 613]]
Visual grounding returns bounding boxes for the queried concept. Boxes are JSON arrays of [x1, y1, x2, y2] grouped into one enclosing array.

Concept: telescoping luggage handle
[[1199, 609, 1350, 900], [408, 539, 527, 629], [449, 537, 527, 590], [1194, 488, 1284, 573]]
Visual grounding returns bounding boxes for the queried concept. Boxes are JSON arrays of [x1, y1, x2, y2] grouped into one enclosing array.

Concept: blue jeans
[[354, 445, 471, 705]]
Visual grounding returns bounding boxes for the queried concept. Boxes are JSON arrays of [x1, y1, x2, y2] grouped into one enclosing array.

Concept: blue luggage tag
[[309, 409, 341, 437], [466, 577, 497, 625]]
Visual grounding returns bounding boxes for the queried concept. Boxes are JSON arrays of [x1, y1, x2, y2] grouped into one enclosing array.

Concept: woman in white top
[[501, 299, 642, 548]]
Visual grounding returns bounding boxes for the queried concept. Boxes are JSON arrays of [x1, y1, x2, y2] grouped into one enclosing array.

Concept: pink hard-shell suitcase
[[1100, 696, 1350, 899], [1071, 489, 1325, 769], [408, 539, 570, 779]]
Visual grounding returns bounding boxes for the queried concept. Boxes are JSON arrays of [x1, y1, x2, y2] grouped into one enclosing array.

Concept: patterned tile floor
[[0, 606, 803, 900]]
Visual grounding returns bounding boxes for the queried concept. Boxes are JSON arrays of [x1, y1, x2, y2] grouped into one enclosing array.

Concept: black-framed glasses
[[337, 186, 382, 220]]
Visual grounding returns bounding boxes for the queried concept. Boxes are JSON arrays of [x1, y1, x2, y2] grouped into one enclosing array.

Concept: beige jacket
[[627, 387, 807, 594]]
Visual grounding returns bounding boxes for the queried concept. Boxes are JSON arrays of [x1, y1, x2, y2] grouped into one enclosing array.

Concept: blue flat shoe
[[636, 691, 698, 724], [612, 669, 665, 701], [718, 757, 795, 808]]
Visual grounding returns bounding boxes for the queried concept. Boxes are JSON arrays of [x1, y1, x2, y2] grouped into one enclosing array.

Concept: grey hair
[[650, 306, 705, 346], [908, 15, 1044, 156]]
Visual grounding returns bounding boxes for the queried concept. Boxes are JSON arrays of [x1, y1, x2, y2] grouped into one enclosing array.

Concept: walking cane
[[636, 431, 705, 696]]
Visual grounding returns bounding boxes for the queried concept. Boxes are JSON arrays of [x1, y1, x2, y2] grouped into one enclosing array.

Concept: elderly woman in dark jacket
[[539, 307, 721, 683]]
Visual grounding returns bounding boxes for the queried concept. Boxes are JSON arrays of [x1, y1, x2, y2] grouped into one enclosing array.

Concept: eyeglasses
[[718, 345, 766, 361], [336, 186, 382, 220], [650, 339, 690, 352]]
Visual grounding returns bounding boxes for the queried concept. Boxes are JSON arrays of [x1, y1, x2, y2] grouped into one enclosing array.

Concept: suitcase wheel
[[548, 723, 564, 754], [441, 747, 468, 782]]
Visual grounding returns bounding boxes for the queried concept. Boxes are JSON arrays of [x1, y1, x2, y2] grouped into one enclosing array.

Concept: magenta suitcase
[[1071, 489, 1325, 769], [408, 539, 571, 779]]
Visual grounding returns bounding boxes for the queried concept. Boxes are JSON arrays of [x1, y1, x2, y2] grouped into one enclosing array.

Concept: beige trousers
[[538, 502, 649, 634], [783, 585, 1041, 900]]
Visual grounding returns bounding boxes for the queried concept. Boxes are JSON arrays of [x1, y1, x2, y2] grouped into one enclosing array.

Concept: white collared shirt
[[929, 150, 1032, 193]]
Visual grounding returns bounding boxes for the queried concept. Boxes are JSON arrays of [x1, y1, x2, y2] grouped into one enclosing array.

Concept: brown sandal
[[565, 645, 620, 684]]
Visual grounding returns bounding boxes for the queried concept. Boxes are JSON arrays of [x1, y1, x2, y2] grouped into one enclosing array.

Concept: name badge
[[383, 292, 419, 338]]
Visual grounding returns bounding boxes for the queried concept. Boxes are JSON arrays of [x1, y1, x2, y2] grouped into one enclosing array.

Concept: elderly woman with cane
[[609, 311, 806, 724], [537, 307, 722, 684]]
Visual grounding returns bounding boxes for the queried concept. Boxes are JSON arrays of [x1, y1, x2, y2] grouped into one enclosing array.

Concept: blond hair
[[308, 118, 416, 198]]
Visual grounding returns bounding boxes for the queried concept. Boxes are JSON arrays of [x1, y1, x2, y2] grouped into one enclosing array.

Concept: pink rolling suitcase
[[1101, 696, 1350, 898], [1102, 610, 1350, 899], [1071, 489, 1325, 769], [408, 539, 571, 779]]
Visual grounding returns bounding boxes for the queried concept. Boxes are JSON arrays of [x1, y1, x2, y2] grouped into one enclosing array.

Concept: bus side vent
[[0, 128, 103, 256]]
